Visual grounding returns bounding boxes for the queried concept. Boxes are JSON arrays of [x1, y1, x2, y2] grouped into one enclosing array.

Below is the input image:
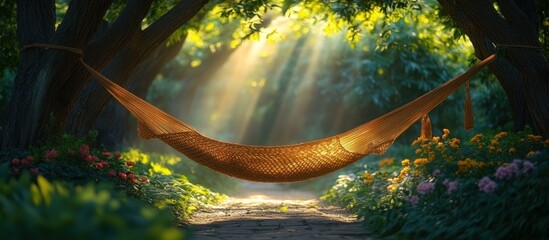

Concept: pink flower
[[95, 161, 109, 169], [478, 177, 497, 193], [125, 161, 136, 167], [80, 144, 90, 158], [21, 159, 31, 167], [432, 169, 441, 176], [522, 161, 535, 173], [417, 182, 435, 195], [407, 195, 419, 205], [44, 149, 58, 159], [29, 167, 40, 176], [114, 152, 122, 159], [11, 158, 20, 165], [101, 152, 111, 158], [443, 179, 459, 194], [85, 155, 94, 164]]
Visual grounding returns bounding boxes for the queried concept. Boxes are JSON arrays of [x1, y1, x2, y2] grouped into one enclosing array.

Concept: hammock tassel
[[464, 80, 474, 130], [420, 114, 432, 140]]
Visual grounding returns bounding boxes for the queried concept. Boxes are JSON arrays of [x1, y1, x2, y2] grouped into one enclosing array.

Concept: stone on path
[[186, 183, 375, 240]]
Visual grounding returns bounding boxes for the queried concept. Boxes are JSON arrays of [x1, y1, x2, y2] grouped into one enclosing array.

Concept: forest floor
[[185, 183, 375, 240]]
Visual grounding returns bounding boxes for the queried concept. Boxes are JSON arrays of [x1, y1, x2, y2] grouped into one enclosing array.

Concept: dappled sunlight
[[180, 17, 351, 145]]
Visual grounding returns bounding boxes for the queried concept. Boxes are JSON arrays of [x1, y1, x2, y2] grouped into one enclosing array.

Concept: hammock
[[22, 44, 496, 182]]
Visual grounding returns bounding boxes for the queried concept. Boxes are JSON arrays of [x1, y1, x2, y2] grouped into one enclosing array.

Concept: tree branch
[[496, 0, 537, 42], [53, 0, 112, 49], [142, 0, 209, 49], [86, 0, 153, 64]]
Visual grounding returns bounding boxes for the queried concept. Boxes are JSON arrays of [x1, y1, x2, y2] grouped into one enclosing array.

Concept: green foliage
[[119, 148, 226, 221], [0, 0, 18, 71], [0, 68, 15, 119], [1, 132, 224, 228], [0, 174, 184, 240], [121, 147, 234, 191], [323, 128, 549, 239]]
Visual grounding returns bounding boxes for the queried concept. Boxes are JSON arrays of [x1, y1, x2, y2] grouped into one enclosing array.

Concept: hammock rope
[[21, 43, 495, 182]]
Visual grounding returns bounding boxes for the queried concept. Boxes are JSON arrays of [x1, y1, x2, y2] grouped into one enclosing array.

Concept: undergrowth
[[0, 131, 225, 239], [322, 128, 549, 239]]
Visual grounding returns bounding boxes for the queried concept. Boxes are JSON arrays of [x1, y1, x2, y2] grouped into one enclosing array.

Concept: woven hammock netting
[[66, 45, 493, 182]]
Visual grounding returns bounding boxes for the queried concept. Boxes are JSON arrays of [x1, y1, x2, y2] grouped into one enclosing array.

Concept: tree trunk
[[438, 0, 549, 137], [94, 39, 184, 149], [1, 0, 208, 151], [1, 0, 112, 149], [65, 0, 208, 137]]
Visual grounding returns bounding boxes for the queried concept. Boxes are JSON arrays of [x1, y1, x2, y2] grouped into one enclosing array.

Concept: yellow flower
[[378, 158, 395, 168], [413, 158, 429, 166], [528, 134, 542, 142], [457, 158, 486, 173], [401, 159, 410, 167], [399, 166, 411, 178], [428, 151, 436, 160], [494, 131, 508, 139], [442, 128, 450, 139], [450, 138, 460, 149], [526, 151, 538, 158], [470, 133, 483, 143], [508, 148, 517, 155], [412, 138, 426, 146], [432, 136, 440, 143], [363, 172, 374, 185], [415, 149, 422, 154]]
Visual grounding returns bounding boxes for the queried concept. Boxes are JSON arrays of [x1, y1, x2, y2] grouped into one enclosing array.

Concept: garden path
[[186, 183, 375, 240]]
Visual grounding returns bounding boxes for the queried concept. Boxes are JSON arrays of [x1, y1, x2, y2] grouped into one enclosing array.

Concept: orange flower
[[526, 151, 538, 158], [399, 166, 411, 178], [413, 158, 429, 166], [508, 148, 517, 155], [470, 133, 483, 143], [494, 131, 508, 139], [528, 134, 542, 142], [363, 172, 374, 185], [450, 138, 460, 149], [378, 158, 395, 168], [442, 129, 450, 139]]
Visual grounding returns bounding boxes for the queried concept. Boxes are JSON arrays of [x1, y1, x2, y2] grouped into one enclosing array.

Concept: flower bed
[[322, 128, 549, 239]]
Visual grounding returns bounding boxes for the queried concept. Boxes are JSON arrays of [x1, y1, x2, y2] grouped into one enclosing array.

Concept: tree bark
[[439, 0, 549, 137], [1, 0, 111, 149], [65, 0, 208, 137], [94, 39, 184, 149]]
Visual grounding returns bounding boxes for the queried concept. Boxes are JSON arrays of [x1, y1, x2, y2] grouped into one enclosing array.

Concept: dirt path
[[186, 184, 375, 240]]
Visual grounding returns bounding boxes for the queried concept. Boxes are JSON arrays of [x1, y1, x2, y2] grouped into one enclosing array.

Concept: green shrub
[[2, 132, 224, 225], [323, 128, 549, 239], [0, 173, 184, 240]]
